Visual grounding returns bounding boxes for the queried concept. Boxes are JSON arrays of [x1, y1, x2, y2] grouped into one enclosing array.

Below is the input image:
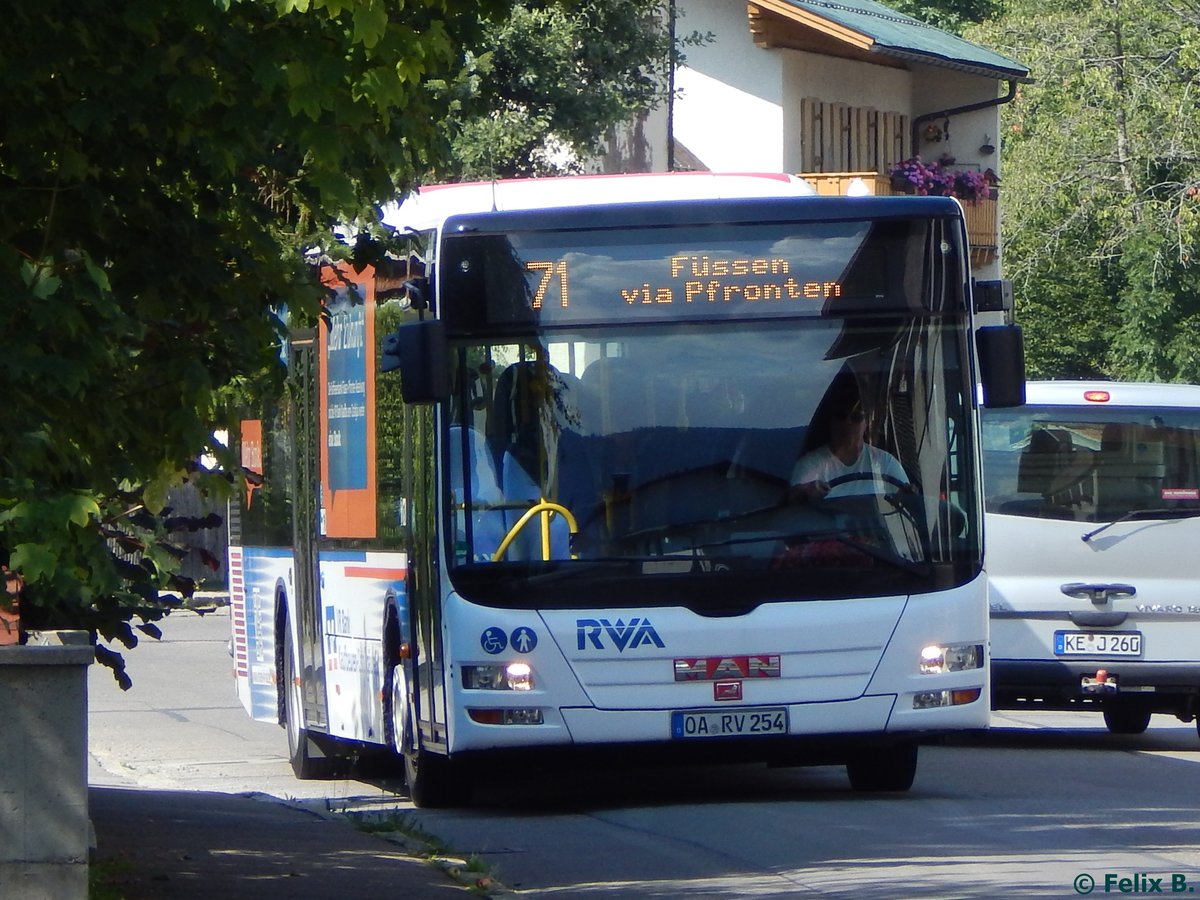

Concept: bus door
[[288, 329, 329, 732], [407, 398, 450, 751]]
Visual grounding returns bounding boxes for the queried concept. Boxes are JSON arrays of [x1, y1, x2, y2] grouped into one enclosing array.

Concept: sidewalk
[[88, 786, 468, 898]]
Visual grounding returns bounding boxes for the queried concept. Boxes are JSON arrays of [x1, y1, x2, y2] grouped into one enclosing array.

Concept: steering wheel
[[493, 500, 579, 561], [824, 471, 909, 497]]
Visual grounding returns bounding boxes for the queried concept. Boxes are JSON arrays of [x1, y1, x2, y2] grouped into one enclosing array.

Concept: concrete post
[[0, 634, 94, 899]]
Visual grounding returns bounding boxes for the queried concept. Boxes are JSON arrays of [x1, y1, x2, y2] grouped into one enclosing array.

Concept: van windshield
[[982, 405, 1200, 522]]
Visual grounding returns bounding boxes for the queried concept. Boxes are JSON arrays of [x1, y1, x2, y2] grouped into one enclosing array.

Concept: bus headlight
[[462, 662, 535, 691], [919, 643, 983, 675]]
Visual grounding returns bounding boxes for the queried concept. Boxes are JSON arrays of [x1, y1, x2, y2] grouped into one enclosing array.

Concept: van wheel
[[1103, 705, 1151, 735], [846, 742, 918, 792]]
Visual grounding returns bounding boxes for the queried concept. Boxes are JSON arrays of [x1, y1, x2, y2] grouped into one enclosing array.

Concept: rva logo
[[576, 617, 665, 652]]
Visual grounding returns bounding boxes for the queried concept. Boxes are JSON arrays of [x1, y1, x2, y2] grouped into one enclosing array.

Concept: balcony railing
[[797, 171, 997, 265]]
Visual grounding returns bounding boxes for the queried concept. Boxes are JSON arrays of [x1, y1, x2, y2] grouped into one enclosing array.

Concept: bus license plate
[[1054, 631, 1143, 656], [671, 707, 788, 739]]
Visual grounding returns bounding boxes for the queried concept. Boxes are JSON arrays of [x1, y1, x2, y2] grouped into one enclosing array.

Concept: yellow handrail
[[492, 500, 579, 562]]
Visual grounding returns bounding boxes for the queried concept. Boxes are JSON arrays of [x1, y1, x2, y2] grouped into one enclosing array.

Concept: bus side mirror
[[976, 324, 1025, 408], [381, 319, 450, 404], [974, 279, 1013, 314]]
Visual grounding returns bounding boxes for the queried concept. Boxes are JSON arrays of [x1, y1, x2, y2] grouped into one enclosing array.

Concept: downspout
[[910, 79, 1019, 156], [666, 0, 676, 171]]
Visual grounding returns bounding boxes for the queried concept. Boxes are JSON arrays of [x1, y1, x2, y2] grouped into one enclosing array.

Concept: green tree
[[434, 0, 690, 179], [889, 0, 1000, 33], [967, 0, 1200, 380], [0, 0, 501, 682]]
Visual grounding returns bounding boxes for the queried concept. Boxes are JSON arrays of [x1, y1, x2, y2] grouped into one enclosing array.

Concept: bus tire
[[846, 742, 918, 792], [403, 745, 470, 808], [1103, 705, 1151, 735], [384, 659, 411, 756], [283, 625, 335, 780], [384, 655, 471, 807]]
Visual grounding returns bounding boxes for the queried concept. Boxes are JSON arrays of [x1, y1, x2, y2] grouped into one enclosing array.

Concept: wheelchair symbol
[[480, 627, 508, 655]]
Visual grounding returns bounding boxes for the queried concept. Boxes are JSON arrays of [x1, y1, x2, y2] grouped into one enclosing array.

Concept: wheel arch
[[273, 580, 292, 727], [381, 589, 413, 755]]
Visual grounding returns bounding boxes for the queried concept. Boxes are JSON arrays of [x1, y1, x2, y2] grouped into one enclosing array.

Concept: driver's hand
[[790, 480, 829, 502]]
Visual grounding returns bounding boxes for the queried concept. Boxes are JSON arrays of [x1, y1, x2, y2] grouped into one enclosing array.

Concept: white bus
[[982, 381, 1200, 735], [228, 172, 1025, 805]]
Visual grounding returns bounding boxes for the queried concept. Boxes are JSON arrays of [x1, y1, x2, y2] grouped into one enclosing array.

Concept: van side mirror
[[976, 324, 1025, 408], [380, 319, 450, 404]]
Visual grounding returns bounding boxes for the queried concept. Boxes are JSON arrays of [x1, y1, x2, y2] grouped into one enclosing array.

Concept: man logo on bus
[[576, 617, 665, 652]]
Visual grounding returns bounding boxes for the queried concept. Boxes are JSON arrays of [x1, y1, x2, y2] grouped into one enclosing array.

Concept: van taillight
[[1083, 390, 1111, 402]]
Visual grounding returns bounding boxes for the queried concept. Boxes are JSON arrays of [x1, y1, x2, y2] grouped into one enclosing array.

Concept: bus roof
[[381, 172, 819, 232], [1022, 380, 1200, 408]]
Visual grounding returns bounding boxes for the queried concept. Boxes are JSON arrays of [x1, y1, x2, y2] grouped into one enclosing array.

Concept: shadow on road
[[88, 786, 462, 899]]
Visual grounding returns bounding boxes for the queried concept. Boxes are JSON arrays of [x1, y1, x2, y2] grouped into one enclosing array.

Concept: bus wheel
[[384, 661, 411, 755], [404, 744, 471, 808], [846, 742, 918, 792], [283, 626, 334, 779], [384, 658, 471, 807], [1103, 705, 1151, 735]]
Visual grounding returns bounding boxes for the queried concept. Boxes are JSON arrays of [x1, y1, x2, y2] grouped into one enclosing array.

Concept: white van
[[982, 381, 1200, 735]]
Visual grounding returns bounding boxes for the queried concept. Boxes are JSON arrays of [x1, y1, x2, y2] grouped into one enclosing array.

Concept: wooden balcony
[[797, 171, 998, 266]]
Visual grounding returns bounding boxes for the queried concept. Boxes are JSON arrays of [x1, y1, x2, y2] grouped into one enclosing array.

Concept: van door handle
[[1060, 582, 1137, 602]]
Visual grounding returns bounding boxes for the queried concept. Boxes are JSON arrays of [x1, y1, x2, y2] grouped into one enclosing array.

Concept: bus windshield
[[445, 316, 979, 611]]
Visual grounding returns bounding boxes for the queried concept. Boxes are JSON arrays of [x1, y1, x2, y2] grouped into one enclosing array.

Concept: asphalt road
[[88, 607, 1200, 898]]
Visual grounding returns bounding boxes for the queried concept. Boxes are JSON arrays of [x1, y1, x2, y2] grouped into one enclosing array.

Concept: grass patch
[[348, 811, 502, 895], [350, 810, 449, 854]]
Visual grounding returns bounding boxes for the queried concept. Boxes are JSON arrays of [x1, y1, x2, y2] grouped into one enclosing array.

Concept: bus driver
[[789, 378, 909, 502]]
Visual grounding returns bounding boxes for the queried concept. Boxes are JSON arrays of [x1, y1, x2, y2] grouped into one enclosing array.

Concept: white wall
[[909, 68, 1005, 175], [673, 0, 786, 171], [783, 51, 913, 112]]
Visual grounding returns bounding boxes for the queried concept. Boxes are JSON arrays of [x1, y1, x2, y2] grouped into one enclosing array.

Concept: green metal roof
[[781, 0, 1031, 82]]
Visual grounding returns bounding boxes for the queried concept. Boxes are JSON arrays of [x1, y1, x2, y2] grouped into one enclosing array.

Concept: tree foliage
[[887, 0, 1000, 33], [0, 0, 501, 682], [967, 0, 1200, 380], [1, 0, 681, 682], [433, 1, 686, 179]]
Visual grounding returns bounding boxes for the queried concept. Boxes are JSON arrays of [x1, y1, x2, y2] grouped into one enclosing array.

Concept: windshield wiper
[[1081, 508, 1200, 543]]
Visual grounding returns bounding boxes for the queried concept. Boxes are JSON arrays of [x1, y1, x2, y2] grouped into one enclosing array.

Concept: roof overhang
[[747, 1, 1033, 83]]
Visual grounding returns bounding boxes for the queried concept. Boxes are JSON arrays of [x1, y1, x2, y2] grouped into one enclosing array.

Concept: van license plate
[[671, 707, 788, 739], [1054, 631, 1142, 656]]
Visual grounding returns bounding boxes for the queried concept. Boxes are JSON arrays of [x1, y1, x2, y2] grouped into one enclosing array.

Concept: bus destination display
[[440, 218, 948, 330], [526, 254, 843, 311]]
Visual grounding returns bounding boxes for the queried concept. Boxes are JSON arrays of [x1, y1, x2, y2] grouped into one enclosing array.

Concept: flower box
[[797, 170, 999, 260]]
